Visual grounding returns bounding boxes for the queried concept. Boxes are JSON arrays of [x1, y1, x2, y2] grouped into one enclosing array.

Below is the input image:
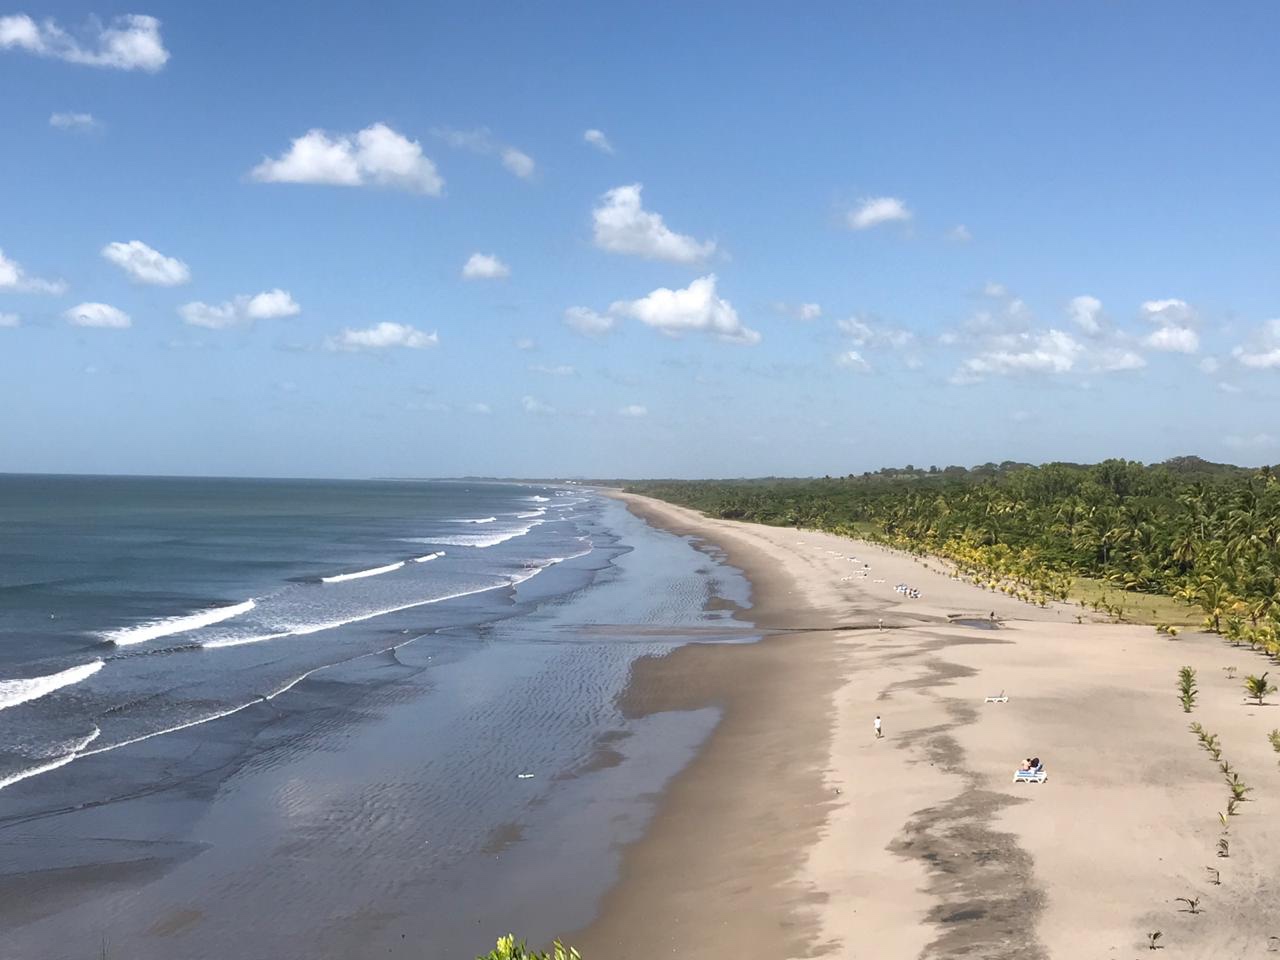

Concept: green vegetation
[[1243, 672, 1276, 705], [1178, 666, 1198, 713], [629, 458, 1280, 647], [1269, 728, 1280, 758], [476, 936, 580, 960]]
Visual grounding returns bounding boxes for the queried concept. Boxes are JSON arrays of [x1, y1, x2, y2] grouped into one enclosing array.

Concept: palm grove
[[627, 457, 1280, 660]]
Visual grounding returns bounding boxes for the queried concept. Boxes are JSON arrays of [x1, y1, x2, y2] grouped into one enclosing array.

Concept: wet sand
[[577, 493, 1280, 959]]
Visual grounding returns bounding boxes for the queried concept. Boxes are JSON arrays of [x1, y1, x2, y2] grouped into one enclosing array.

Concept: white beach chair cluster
[[894, 583, 922, 599], [1013, 764, 1047, 784]]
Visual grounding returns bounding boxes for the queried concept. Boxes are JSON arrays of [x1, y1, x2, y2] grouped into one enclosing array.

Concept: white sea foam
[[321, 561, 404, 583], [201, 579, 518, 650], [448, 516, 496, 524], [526, 495, 550, 502], [0, 726, 100, 793], [408, 523, 540, 549], [102, 600, 256, 646], [413, 551, 445, 563], [0, 660, 105, 712], [516, 508, 547, 519]]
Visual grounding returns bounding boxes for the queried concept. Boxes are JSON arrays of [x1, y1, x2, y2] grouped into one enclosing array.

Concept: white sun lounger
[[984, 693, 1008, 703], [1013, 766, 1047, 784]]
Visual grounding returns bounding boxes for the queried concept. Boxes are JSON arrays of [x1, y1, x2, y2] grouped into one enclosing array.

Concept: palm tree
[[1244, 672, 1277, 705]]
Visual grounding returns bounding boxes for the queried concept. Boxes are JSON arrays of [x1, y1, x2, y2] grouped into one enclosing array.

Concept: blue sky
[[3, 2, 1280, 478]]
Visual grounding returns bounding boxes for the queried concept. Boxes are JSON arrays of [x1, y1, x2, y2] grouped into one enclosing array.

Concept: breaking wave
[[102, 599, 256, 647]]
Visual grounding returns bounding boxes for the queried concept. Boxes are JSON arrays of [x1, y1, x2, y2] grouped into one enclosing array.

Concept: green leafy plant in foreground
[[1178, 666, 1198, 713], [1243, 671, 1277, 705], [1269, 728, 1280, 761], [477, 936, 581, 960]]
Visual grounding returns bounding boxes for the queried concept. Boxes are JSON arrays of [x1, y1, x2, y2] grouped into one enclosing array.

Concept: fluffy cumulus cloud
[[49, 111, 98, 130], [461, 252, 510, 280], [1067, 295, 1104, 336], [326, 322, 438, 351], [180, 289, 300, 328], [847, 196, 912, 230], [609, 274, 759, 345], [64, 301, 130, 328], [952, 329, 1084, 383], [562, 306, 616, 337], [948, 224, 972, 242], [0, 312, 19, 327], [583, 129, 614, 154], [251, 123, 443, 195], [618, 404, 647, 417], [1232, 318, 1280, 369], [0, 13, 168, 71], [102, 240, 190, 286], [0, 248, 65, 294], [592, 184, 715, 263], [434, 127, 535, 180], [836, 350, 871, 372], [1141, 298, 1199, 353]]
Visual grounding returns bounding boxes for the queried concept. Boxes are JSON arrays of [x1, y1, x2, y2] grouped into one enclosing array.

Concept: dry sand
[[574, 493, 1280, 959]]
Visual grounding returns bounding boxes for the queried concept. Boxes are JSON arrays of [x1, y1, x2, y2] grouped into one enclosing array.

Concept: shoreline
[[577, 492, 1280, 958]]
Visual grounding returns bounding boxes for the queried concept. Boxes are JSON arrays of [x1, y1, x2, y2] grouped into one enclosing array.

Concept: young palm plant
[[1177, 666, 1197, 712], [1243, 671, 1277, 705]]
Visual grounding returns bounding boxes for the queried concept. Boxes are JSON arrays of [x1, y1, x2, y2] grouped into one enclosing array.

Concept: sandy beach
[[577, 493, 1280, 959]]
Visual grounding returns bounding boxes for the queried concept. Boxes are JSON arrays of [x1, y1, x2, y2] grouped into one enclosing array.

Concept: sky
[[3, 2, 1280, 479]]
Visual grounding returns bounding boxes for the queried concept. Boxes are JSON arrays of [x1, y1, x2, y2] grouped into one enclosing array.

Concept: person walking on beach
[[874, 715, 883, 739], [878, 617, 884, 632]]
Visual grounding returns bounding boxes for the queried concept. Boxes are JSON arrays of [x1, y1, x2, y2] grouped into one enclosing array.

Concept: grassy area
[[1068, 576, 1203, 627]]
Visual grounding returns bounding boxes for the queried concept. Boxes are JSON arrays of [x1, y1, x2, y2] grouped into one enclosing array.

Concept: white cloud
[[467, 402, 491, 414], [101, 240, 190, 286], [1199, 357, 1221, 374], [563, 306, 616, 336], [64, 301, 130, 328], [948, 224, 972, 242], [514, 337, 536, 351], [1093, 347, 1146, 372], [49, 111, 98, 130], [618, 404, 647, 417], [775, 301, 822, 321], [610, 274, 759, 345], [1141, 298, 1195, 324], [0, 312, 18, 327], [1067, 295, 1103, 335], [461, 252, 510, 280], [522, 395, 554, 415], [1231, 319, 1280, 369], [1145, 325, 1199, 354], [583, 129, 614, 154], [953, 329, 1084, 383], [434, 127, 534, 180], [592, 184, 715, 263], [983, 281, 1008, 299], [836, 350, 871, 372], [529, 363, 575, 376], [501, 147, 535, 179], [1139, 298, 1198, 354], [326, 322, 438, 351], [251, 123, 443, 195], [0, 248, 66, 294], [1219, 382, 1243, 394], [244, 289, 300, 319], [180, 289, 300, 328], [837, 315, 915, 349], [0, 13, 168, 71], [847, 196, 911, 230]]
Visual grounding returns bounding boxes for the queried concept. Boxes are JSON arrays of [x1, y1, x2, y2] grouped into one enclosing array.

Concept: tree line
[[626, 456, 1280, 656]]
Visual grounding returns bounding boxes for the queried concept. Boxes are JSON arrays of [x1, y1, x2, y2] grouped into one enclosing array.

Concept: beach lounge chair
[[1013, 764, 1047, 784], [984, 692, 1008, 703]]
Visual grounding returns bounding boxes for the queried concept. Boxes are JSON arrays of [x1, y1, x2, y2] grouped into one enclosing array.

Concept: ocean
[[0, 476, 754, 958]]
